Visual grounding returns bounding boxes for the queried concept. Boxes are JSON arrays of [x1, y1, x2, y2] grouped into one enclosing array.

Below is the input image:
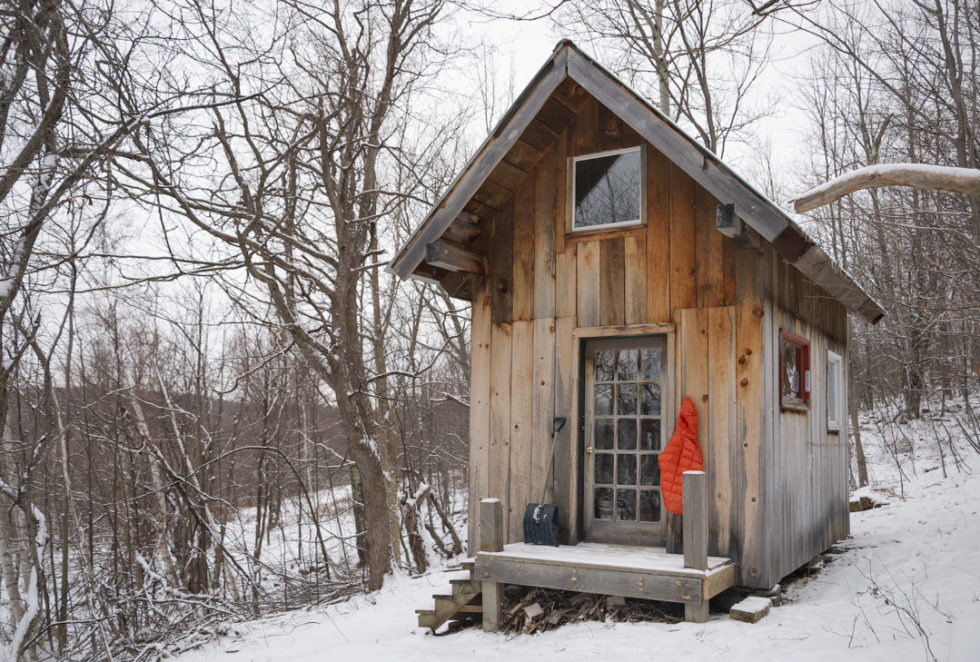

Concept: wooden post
[[683, 471, 709, 623], [480, 498, 503, 632]]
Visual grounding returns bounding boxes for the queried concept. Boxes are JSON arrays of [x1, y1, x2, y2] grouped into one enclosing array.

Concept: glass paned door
[[584, 336, 668, 545]]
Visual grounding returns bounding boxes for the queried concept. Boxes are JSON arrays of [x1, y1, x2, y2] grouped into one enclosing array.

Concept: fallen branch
[[792, 164, 980, 213]]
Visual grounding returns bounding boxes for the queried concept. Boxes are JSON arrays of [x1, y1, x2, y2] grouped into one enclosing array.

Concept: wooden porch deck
[[475, 473, 733, 628], [476, 542, 735, 608]]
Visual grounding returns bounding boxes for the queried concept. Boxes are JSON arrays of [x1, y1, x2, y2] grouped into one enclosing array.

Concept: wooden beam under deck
[[476, 542, 734, 607]]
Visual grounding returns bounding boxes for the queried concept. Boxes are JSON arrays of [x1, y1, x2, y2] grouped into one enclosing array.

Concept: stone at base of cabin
[[605, 595, 626, 607], [754, 583, 782, 607], [730, 596, 772, 623]]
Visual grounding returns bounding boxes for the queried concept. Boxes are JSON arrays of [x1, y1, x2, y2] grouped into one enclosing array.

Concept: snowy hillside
[[177, 408, 980, 662]]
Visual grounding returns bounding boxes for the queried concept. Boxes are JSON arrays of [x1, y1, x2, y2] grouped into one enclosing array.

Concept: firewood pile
[[500, 588, 683, 634]]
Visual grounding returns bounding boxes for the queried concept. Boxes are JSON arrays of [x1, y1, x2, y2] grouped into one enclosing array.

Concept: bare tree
[[553, 0, 804, 156]]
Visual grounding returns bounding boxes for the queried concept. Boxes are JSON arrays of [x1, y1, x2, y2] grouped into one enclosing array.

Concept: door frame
[[569, 323, 675, 545]]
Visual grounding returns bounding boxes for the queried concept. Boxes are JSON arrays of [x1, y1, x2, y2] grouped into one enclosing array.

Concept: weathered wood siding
[[467, 92, 849, 589], [757, 245, 850, 587], [468, 93, 752, 553]]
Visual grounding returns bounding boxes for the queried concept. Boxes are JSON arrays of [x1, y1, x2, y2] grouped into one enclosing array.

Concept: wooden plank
[[479, 498, 504, 552], [646, 148, 671, 322], [599, 238, 626, 326], [572, 96, 598, 156], [489, 323, 513, 542], [504, 139, 544, 173], [512, 179, 535, 321], [482, 580, 502, 632], [536, 96, 577, 133], [685, 601, 709, 624], [565, 226, 646, 244], [571, 322, 674, 339], [695, 185, 724, 308], [597, 100, 623, 151], [567, 330, 583, 543], [621, 120, 643, 149], [722, 237, 737, 306], [468, 281, 492, 554], [683, 471, 708, 571], [509, 320, 534, 542], [473, 178, 512, 210], [624, 235, 647, 324], [554, 126, 570, 254], [426, 239, 486, 275], [479, 499, 504, 632], [669, 164, 697, 313], [487, 159, 529, 192], [707, 306, 735, 558], [734, 245, 768, 588], [481, 557, 704, 604], [391, 49, 567, 279], [555, 247, 577, 318], [704, 563, 736, 599], [576, 240, 600, 327], [533, 148, 557, 320], [479, 541, 731, 574], [490, 200, 514, 324], [553, 316, 576, 541], [531, 318, 557, 503], [671, 308, 708, 554], [520, 118, 560, 153]]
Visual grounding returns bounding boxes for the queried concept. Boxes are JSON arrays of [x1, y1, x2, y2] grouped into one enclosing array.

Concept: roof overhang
[[390, 41, 884, 324]]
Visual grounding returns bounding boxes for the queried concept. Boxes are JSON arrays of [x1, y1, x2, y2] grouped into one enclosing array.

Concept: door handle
[[585, 446, 593, 454]]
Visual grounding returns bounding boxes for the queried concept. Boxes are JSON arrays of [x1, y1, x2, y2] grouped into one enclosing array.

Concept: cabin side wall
[[758, 245, 851, 587], [468, 94, 769, 588]]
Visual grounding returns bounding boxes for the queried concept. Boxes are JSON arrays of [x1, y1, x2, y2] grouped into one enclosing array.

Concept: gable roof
[[390, 41, 884, 324]]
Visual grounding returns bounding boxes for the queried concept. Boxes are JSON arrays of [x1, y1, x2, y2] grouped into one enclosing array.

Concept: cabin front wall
[[468, 95, 769, 587]]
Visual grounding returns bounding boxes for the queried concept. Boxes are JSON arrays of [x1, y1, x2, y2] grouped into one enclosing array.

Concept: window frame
[[827, 350, 843, 433], [570, 145, 645, 234], [779, 329, 811, 412]]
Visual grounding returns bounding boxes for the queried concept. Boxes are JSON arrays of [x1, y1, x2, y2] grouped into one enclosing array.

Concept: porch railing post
[[480, 498, 503, 632], [682, 471, 707, 571], [682, 470, 709, 623]]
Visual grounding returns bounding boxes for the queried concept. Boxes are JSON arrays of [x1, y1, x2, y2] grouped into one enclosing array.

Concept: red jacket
[[658, 397, 703, 515]]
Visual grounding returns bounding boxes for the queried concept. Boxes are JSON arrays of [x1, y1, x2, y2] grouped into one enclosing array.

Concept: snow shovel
[[522, 417, 565, 547]]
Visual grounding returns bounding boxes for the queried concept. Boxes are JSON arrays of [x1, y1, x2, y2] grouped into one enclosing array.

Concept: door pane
[[617, 384, 637, 415], [595, 487, 614, 520], [640, 383, 661, 415], [594, 419, 614, 450], [617, 455, 636, 485], [639, 490, 661, 522], [595, 454, 614, 484], [640, 419, 661, 450], [617, 419, 637, 450], [616, 349, 638, 381], [641, 348, 662, 380], [616, 489, 637, 521], [640, 454, 661, 486], [595, 351, 614, 382], [595, 384, 613, 415]]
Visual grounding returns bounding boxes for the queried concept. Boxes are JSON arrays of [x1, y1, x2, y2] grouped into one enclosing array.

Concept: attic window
[[572, 147, 643, 231], [780, 330, 810, 411]]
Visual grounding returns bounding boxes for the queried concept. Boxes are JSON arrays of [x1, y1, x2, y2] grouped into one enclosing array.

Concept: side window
[[827, 350, 843, 432], [571, 147, 643, 232], [779, 330, 810, 411]]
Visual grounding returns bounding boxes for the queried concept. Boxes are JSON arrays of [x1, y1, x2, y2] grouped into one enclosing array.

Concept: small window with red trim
[[780, 330, 810, 411]]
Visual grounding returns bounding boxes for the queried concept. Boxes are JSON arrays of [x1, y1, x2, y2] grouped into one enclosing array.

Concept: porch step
[[416, 561, 483, 632]]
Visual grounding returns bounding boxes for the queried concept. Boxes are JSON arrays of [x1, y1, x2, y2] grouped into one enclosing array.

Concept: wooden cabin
[[392, 41, 883, 629]]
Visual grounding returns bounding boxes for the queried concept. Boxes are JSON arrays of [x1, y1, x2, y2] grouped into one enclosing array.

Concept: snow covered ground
[[178, 406, 980, 662]]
